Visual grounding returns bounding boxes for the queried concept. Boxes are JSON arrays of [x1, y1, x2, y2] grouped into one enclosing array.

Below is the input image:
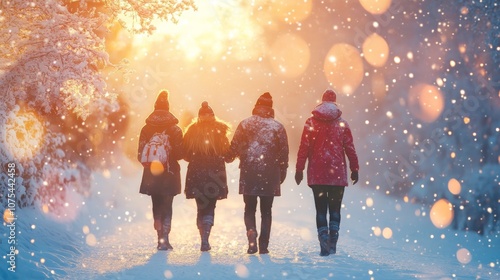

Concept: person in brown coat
[[138, 90, 183, 250], [183, 101, 232, 251]]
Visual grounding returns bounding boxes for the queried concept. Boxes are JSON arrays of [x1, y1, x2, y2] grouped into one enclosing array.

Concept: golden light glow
[[150, 160, 165, 176], [430, 198, 454, 229], [448, 178, 461, 195], [366, 197, 374, 207], [359, 0, 392, 15], [5, 109, 45, 161], [269, 33, 310, 78], [86, 233, 97, 247], [146, 1, 264, 62], [463, 117, 470, 124], [324, 43, 364, 95], [408, 84, 445, 122], [235, 264, 249, 278], [362, 33, 389, 67], [269, 0, 313, 23], [372, 226, 381, 236]]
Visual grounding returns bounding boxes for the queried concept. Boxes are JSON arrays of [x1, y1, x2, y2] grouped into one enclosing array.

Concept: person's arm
[[278, 124, 289, 184], [137, 126, 148, 163], [226, 122, 245, 162], [170, 125, 184, 161], [343, 122, 359, 184], [295, 119, 313, 184]]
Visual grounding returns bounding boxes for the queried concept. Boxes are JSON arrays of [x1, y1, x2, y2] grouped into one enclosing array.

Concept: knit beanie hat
[[322, 89, 337, 103], [198, 101, 215, 118], [154, 90, 170, 110], [255, 92, 273, 108]]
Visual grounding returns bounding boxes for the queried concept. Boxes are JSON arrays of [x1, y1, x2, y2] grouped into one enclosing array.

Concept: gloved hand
[[351, 171, 359, 185], [295, 170, 303, 185]]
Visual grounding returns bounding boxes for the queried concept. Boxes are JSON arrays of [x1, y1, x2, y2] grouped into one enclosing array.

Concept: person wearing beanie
[[183, 101, 232, 252], [295, 89, 359, 256], [228, 92, 289, 254], [138, 89, 183, 250]]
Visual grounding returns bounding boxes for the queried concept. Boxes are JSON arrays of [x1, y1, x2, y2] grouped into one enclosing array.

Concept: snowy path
[[54, 163, 499, 280], [5, 162, 499, 279]]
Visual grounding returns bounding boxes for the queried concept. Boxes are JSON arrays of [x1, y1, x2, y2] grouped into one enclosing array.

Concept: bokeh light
[[269, 33, 310, 78], [235, 263, 249, 278], [362, 33, 389, 67], [4, 108, 45, 161], [448, 178, 461, 195], [430, 198, 454, 229], [366, 197, 374, 207], [269, 0, 313, 23], [359, 0, 392, 14], [408, 84, 445, 122], [150, 160, 165, 176], [372, 226, 381, 236], [456, 248, 472, 264], [86, 233, 97, 247], [3, 209, 14, 223], [324, 43, 364, 95], [382, 227, 393, 239]]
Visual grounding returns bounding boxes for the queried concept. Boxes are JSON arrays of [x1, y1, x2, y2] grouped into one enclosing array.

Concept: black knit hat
[[322, 89, 336, 103], [255, 92, 273, 108], [154, 90, 170, 110], [198, 101, 214, 118]]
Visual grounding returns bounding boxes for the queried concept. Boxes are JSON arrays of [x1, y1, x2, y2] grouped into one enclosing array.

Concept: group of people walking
[[137, 89, 359, 256]]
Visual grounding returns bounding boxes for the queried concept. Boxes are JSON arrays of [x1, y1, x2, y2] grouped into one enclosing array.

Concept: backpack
[[140, 131, 172, 174]]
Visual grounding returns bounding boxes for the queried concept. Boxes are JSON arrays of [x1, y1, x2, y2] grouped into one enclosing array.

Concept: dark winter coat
[[296, 102, 359, 187], [138, 110, 183, 196], [229, 106, 289, 196], [183, 121, 230, 200]]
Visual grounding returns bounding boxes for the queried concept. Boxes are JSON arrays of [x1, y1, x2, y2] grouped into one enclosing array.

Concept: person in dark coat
[[183, 101, 231, 252], [228, 92, 289, 254], [295, 89, 359, 256], [138, 89, 183, 250]]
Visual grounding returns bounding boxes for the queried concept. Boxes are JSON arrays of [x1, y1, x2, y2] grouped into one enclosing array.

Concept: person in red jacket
[[295, 89, 359, 256]]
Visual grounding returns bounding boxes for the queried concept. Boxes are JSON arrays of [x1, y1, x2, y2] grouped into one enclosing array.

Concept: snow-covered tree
[[0, 0, 195, 212]]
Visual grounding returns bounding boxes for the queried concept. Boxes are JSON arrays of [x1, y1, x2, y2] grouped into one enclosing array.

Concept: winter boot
[[318, 227, 330, 256], [158, 223, 173, 251], [200, 224, 212, 252], [258, 216, 271, 254], [247, 229, 258, 254], [329, 230, 339, 254]]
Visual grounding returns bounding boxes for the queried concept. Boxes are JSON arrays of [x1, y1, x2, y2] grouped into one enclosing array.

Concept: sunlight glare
[[269, 33, 310, 78], [5, 108, 45, 161], [269, 0, 313, 23]]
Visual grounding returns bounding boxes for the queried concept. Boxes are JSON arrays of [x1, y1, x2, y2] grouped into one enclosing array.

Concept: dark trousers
[[151, 195, 174, 230], [195, 196, 217, 227], [311, 185, 345, 231], [244, 195, 274, 246]]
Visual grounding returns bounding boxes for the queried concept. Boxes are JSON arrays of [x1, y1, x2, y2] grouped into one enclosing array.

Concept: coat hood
[[312, 102, 342, 122], [145, 109, 179, 126]]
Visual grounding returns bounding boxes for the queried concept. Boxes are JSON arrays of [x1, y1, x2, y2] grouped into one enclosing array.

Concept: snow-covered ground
[[2, 158, 499, 279]]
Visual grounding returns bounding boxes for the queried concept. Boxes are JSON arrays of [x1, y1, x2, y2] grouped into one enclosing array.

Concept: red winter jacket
[[296, 102, 359, 187]]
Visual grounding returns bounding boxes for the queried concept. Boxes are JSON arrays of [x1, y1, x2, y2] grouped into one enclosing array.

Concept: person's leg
[[159, 195, 174, 250], [327, 187, 345, 254], [258, 196, 274, 254], [151, 195, 163, 249], [243, 195, 258, 254], [196, 196, 216, 251], [312, 185, 330, 256]]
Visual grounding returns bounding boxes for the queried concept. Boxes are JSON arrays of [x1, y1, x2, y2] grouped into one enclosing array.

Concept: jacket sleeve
[[296, 119, 313, 171], [278, 124, 289, 176], [342, 122, 359, 172], [170, 125, 184, 161], [227, 122, 245, 162], [137, 126, 148, 162]]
